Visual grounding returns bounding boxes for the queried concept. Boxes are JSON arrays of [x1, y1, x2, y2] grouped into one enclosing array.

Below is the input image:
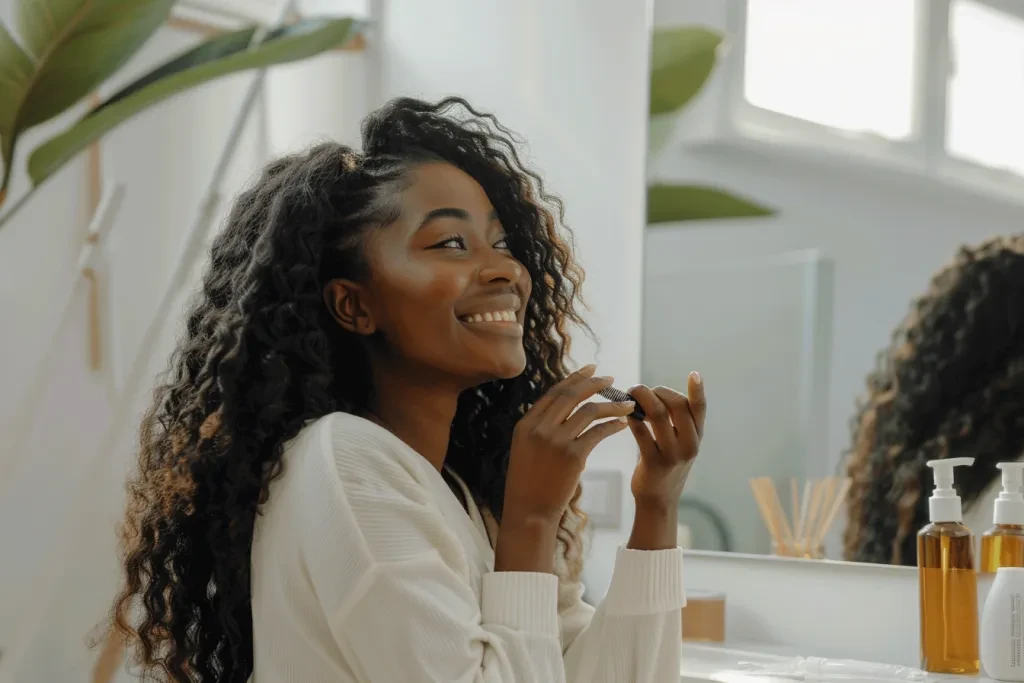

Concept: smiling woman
[[109, 96, 704, 683], [323, 161, 533, 386]]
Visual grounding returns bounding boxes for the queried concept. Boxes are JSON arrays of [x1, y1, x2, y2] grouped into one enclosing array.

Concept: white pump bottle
[[980, 463, 1024, 680], [981, 462, 1024, 573]]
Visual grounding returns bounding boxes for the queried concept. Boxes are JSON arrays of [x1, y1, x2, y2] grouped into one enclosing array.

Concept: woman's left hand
[[627, 372, 706, 509]]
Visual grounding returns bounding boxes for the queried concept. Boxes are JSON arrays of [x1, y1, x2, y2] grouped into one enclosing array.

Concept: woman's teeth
[[462, 310, 517, 323]]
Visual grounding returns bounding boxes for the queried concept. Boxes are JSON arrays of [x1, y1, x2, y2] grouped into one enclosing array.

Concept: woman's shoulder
[[286, 412, 434, 500], [278, 412, 457, 567]]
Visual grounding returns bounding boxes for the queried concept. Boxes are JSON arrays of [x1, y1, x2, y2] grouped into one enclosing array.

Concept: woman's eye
[[431, 235, 466, 250], [494, 236, 510, 250]]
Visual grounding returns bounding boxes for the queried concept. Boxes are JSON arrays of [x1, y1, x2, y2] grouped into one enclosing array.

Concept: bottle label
[[1013, 592, 1023, 669]]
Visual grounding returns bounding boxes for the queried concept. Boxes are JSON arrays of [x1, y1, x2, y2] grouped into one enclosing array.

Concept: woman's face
[[328, 161, 532, 385]]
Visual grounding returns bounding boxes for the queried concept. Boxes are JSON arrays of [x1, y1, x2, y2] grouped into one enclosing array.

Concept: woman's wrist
[[494, 515, 559, 574], [627, 499, 680, 551]]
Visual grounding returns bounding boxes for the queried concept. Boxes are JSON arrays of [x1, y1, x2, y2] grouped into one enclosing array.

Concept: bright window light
[[743, 0, 918, 140], [947, 1, 1024, 177]]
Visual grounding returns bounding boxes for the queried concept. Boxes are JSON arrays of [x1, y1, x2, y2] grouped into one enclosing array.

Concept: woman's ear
[[323, 280, 376, 335]]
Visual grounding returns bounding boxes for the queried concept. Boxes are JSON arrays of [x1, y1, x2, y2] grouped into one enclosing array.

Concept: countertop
[[681, 641, 1006, 682]]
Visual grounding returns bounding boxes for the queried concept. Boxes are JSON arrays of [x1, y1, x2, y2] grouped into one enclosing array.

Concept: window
[[946, 1, 1024, 177], [742, 0, 919, 140]]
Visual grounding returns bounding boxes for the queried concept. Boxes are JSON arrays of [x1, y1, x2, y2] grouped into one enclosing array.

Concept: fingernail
[[690, 371, 702, 385], [617, 416, 628, 423], [599, 375, 615, 383], [619, 401, 636, 409]]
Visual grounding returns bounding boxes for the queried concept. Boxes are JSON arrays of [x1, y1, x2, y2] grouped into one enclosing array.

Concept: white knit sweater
[[250, 412, 686, 682]]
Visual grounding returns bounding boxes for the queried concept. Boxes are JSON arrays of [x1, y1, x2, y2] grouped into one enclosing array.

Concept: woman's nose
[[478, 256, 523, 285]]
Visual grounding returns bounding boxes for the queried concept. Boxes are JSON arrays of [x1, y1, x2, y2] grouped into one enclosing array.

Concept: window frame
[[719, 0, 1024, 204]]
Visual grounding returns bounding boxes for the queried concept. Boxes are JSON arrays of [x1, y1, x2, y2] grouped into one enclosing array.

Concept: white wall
[[374, 0, 654, 597], [264, 49, 367, 154]]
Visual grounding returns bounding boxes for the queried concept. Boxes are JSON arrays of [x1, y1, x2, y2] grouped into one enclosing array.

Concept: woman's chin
[[482, 353, 528, 382]]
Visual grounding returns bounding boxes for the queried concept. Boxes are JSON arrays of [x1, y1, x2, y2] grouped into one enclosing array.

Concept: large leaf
[[0, 0, 174, 195], [27, 17, 361, 185], [647, 184, 774, 224], [0, 24, 33, 203], [92, 26, 260, 117], [649, 26, 722, 117]]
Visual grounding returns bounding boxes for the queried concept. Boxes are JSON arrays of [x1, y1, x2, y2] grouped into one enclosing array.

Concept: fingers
[[627, 417, 657, 454], [653, 385, 699, 454], [561, 399, 636, 438], [628, 384, 675, 448], [687, 371, 706, 438], [530, 364, 596, 414], [544, 374, 615, 426], [575, 416, 630, 454]]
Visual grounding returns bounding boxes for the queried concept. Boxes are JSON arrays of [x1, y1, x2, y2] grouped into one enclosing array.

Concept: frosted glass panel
[[642, 251, 833, 555]]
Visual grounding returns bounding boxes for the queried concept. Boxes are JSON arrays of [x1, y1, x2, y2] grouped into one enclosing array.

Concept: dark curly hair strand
[[843, 234, 1024, 565], [110, 96, 590, 681]]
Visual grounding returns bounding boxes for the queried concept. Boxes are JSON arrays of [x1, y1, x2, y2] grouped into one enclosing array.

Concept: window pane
[[744, 0, 918, 139], [947, 1, 1024, 177]]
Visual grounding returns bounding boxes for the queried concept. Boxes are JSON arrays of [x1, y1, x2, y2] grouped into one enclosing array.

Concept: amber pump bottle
[[981, 462, 1024, 572], [918, 457, 979, 675]]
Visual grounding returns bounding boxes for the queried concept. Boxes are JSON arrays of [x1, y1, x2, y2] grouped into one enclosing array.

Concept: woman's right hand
[[503, 364, 635, 525], [496, 365, 634, 573]]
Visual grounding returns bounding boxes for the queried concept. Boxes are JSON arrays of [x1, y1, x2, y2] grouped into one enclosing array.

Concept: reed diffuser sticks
[[749, 476, 852, 559]]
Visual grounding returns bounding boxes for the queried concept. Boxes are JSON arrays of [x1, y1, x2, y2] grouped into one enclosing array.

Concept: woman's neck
[[365, 366, 461, 470]]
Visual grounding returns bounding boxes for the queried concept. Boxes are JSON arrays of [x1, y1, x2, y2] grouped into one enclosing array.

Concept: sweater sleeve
[[302, 421, 568, 682], [559, 547, 687, 682]]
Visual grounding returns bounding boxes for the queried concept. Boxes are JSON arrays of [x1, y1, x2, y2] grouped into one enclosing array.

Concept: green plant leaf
[[649, 26, 722, 117], [91, 27, 260, 117], [0, 0, 174, 197], [646, 184, 774, 224], [0, 24, 33, 204], [27, 17, 360, 186]]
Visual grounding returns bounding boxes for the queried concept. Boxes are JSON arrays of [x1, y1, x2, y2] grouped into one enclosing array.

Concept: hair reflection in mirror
[[843, 234, 1024, 565]]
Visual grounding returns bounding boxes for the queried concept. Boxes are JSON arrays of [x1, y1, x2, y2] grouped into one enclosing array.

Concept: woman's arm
[[558, 374, 704, 680], [559, 545, 686, 683], [334, 555, 567, 682]]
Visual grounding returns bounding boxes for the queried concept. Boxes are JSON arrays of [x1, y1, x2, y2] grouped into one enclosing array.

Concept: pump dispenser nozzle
[[994, 462, 1024, 525], [926, 457, 976, 523]]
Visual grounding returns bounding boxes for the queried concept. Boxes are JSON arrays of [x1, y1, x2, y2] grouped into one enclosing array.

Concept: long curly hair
[[109, 96, 590, 681], [843, 234, 1024, 565]]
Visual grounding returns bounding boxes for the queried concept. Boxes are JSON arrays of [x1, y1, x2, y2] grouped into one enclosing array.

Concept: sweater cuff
[[604, 546, 686, 616], [481, 572, 560, 638]]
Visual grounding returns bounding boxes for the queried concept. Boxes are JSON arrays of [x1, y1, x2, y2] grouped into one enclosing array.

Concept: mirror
[[645, 0, 1024, 566]]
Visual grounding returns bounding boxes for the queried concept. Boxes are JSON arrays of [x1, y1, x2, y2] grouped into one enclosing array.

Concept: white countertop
[[681, 641, 1006, 682]]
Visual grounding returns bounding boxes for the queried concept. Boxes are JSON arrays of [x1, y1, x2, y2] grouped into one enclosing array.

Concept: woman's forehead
[[397, 162, 494, 215]]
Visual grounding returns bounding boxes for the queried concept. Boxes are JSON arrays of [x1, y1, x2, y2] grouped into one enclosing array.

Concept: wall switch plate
[[579, 469, 623, 530]]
